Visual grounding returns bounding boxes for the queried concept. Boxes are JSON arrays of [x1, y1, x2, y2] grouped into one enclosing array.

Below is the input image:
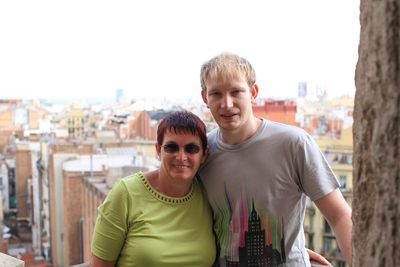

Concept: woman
[[91, 111, 216, 267]]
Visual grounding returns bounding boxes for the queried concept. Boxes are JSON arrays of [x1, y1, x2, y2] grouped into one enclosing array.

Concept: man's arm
[[315, 188, 352, 265]]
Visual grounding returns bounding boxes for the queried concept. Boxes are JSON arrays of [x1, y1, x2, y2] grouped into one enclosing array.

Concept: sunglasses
[[162, 142, 201, 154]]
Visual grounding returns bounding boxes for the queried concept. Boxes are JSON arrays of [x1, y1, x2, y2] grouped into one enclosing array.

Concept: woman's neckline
[[138, 172, 195, 204]]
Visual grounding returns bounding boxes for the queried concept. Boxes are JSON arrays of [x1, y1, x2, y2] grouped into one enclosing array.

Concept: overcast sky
[[0, 0, 360, 102]]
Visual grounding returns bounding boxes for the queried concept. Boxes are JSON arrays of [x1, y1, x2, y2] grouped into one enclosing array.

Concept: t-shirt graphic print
[[215, 188, 286, 267]]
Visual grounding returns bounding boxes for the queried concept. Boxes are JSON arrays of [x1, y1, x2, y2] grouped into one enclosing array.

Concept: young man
[[198, 53, 352, 266]]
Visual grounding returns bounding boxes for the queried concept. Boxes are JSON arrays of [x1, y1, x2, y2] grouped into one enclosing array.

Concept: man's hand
[[307, 248, 332, 266]]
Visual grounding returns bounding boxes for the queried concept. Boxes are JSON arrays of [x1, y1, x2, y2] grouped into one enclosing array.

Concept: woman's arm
[[91, 180, 130, 266], [91, 254, 116, 267]]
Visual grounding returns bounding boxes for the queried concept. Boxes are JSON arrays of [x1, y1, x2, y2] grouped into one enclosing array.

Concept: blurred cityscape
[[0, 84, 354, 267]]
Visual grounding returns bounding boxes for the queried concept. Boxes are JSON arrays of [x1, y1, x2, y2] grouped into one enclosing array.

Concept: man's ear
[[251, 84, 259, 101], [201, 90, 209, 108]]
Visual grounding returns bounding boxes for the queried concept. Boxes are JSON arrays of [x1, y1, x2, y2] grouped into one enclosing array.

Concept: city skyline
[[0, 0, 360, 101]]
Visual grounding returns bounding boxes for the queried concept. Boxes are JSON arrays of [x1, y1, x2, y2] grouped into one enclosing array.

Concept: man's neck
[[220, 117, 262, 145]]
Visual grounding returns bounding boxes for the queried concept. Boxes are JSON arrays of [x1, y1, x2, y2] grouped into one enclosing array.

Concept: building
[[47, 142, 157, 266], [115, 88, 124, 103], [0, 109, 14, 129], [63, 158, 150, 266], [253, 99, 299, 126], [67, 109, 85, 139], [0, 159, 12, 213], [47, 143, 95, 267], [298, 82, 308, 98], [304, 127, 353, 267], [15, 143, 33, 221]]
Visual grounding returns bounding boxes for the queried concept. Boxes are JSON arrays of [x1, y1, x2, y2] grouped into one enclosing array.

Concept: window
[[339, 175, 347, 189], [323, 238, 332, 253], [324, 219, 332, 233], [308, 235, 314, 250]]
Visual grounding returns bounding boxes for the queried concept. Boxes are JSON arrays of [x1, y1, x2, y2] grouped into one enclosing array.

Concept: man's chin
[[219, 123, 239, 131]]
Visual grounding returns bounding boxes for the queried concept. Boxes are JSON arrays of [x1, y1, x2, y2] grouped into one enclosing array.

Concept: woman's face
[[157, 130, 207, 184]]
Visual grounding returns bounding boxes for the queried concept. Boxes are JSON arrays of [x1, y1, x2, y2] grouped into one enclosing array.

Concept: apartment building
[[253, 99, 299, 126], [304, 127, 353, 267]]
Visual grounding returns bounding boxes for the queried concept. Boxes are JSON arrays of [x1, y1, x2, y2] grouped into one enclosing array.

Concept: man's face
[[202, 75, 258, 132]]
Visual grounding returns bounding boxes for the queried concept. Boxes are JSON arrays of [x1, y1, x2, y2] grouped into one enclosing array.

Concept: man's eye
[[209, 92, 220, 96], [232, 89, 242, 96]]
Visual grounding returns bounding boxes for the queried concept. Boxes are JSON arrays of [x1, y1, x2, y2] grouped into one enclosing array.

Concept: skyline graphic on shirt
[[214, 184, 286, 266]]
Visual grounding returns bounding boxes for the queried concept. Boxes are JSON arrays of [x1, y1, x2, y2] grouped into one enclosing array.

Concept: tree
[[353, 0, 400, 266]]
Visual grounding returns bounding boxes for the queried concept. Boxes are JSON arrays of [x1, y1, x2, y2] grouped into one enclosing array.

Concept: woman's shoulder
[[109, 172, 145, 194], [123, 171, 149, 190]]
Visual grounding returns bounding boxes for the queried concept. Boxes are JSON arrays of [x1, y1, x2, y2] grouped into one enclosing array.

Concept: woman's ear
[[156, 143, 161, 160], [201, 148, 209, 163]]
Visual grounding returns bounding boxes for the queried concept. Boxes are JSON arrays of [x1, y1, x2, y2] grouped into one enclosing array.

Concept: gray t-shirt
[[199, 119, 339, 267]]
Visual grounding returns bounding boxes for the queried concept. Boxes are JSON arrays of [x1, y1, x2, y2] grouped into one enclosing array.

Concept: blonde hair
[[200, 52, 256, 91]]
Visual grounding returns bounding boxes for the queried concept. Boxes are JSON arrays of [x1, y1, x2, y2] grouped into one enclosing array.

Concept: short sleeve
[[296, 133, 340, 201], [91, 180, 130, 261]]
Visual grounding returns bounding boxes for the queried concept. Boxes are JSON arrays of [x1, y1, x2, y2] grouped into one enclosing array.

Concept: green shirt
[[92, 172, 216, 266]]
